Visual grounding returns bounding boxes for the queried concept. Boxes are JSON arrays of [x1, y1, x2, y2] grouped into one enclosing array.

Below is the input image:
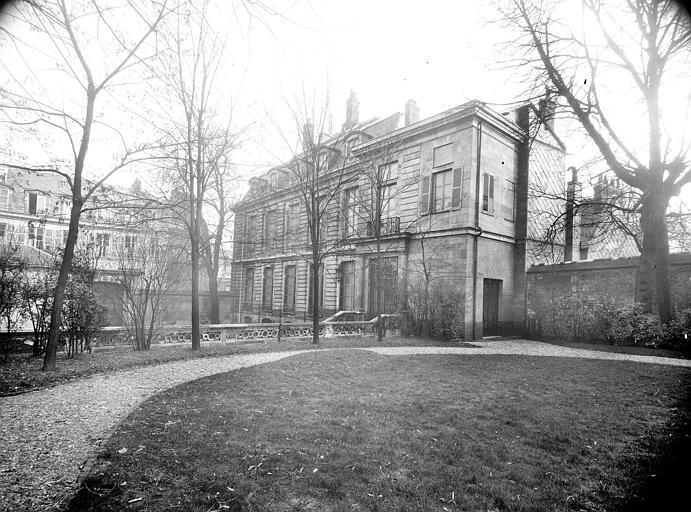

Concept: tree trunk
[[42, 200, 81, 371], [635, 189, 673, 323], [206, 264, 220, 324], [311, 260, 320, 344], [191, 242, 201, 350]]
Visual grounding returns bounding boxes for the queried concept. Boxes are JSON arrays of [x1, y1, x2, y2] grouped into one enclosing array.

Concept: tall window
[[243, 268, 255, 307], [380, 182, 396, 219], [125, 235, 136, 257], [44, 228, 62, 253], [96, 233, 110, 257], [482, 172, 495, 213], [28, 224, 45, 250], [264, 210, 277, 248], [245, 214, 257, 257], [0, 188, 9, 209], [369, 257, 398, 315], [432, 169, 452, 212], [339, 261, 355, 310], [262, 266, 274, 312], [283, 265, 296, 312], [0, 222, 6, 240], [28, 192, 47, 215], [504, 180, 515, 221], [344, 186, 358, 237]]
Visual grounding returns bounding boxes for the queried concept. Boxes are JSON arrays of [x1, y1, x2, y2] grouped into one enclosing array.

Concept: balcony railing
[[366, 216, 400, 237]]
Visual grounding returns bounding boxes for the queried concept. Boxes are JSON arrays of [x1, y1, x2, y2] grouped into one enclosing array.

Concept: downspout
[[472, 119, 483, 340]]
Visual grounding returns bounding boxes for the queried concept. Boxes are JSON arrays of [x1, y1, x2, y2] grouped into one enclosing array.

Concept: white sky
[[1, 0, 689, 206]]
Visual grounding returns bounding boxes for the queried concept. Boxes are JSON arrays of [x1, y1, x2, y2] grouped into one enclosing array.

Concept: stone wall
[[527, 253, 691, 335]]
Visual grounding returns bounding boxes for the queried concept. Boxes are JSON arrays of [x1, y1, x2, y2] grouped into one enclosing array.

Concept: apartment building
[[230, 93, 566, 339]]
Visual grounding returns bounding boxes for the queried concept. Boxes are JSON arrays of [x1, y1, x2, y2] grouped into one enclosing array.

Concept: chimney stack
[[345, 90, 359, 128], [405, 99, 420, 126], [538, 89, 556, 131]]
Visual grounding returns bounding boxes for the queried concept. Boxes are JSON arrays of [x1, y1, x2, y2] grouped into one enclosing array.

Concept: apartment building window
[[0, 167, 7, 183], [262, 266, 274, 312], [125, 235, 136, 257], [381, 183, 396, 219], [245, 214, 257, 257], [44, 228, 62, 253], [339, 261, 355, 310], [243, 268, 254, 307], [368, 257, 398, 315], [13, 225, 26, 245], [264, 210, 277, 248], [0, 188, 9, 209], [283, 265, 296, 312], [28, 223, 45, 250], [96, 233, 110, 258], [343, 186, 358, 237], [482, 172, 495, 213], [504, 180, 515, 222], [28, 192, 47, 215], [432, 169, 452, 212], [420, 167, 462, 214]]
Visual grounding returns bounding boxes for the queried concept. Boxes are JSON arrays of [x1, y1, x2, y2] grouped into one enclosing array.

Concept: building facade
[[231, 94, 566, 339]]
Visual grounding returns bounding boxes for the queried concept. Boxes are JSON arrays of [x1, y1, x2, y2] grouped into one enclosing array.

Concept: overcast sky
[[1, 0, 689, 206]]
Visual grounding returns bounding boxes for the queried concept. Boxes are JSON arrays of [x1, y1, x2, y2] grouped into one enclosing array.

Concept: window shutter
[[259, 212, 265, 244], [419, 176, 430, 214], [451, 167, 462, 208], [489, 175, 495, 212]]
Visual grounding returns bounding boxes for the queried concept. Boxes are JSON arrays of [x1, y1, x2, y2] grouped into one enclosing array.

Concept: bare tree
[[276, 94, 353, 344], [501, 0, 691, 323], [0, 0, 169, 370], [113, 228, 185, 350], [200, 148, 240, 324], [144, 0, 240, 348]]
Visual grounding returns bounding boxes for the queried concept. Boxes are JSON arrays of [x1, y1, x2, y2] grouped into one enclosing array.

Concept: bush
[[401, 277, 464, 340], [534, 295, 617, 342], [605, 303, 663, 346]]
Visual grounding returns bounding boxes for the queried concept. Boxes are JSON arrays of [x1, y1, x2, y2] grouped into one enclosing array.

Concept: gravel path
[[1, 340, 689, 511]]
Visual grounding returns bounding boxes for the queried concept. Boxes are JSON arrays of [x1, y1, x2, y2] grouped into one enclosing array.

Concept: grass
[[0, 336, 455, 396], [537, 337, 690, 359], [69, 351, 690, 512]]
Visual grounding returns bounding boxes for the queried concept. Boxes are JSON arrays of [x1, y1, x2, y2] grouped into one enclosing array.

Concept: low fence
[[90, 314, 401, 348], [1, 314, 402, 352]]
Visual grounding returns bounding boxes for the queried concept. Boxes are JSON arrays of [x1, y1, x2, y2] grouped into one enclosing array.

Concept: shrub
[[605, 303, 663, 346], [401, 277, 464, 340], [534, 295, 617, 342]]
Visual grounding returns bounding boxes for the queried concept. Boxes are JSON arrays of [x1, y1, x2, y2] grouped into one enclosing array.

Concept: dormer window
[[269, 173, 278, 188], [0, 167, 7, 183], [28, 192, 48, 215]]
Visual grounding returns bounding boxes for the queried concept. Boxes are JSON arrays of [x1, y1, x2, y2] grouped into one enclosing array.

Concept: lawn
[[69, 350, 690, 512], [0, 336, 456, 396]]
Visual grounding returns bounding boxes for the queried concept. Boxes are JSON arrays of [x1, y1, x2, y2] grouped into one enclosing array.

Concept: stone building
[[0, 165, 227, 326], [230, 93, 566, 339]]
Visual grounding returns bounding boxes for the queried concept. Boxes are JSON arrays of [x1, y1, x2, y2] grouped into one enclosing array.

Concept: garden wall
[[526, 252, 691, 338]]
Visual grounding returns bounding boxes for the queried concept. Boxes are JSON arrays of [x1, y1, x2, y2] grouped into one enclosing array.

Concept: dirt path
[[1, 340, 688, 511]]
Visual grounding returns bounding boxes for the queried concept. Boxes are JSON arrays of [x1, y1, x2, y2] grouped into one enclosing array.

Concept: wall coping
[[528, 252, 691, 274]]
